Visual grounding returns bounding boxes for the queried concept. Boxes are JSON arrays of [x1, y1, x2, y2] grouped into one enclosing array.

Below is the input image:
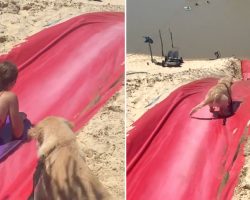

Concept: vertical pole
[[148, 43, 153, 62], [159, 30, 164, 57], [169, 28, 174, 49]]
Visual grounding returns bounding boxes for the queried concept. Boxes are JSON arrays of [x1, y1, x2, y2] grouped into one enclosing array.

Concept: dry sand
[[0, 0, 124, 199], [0, 0, 124, 54], [233, 137, 250, 200], [127, 53, 250, 199], [77, 88, 124, 199]]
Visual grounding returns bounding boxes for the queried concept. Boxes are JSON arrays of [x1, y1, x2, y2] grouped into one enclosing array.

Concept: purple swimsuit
[[0, 117, 31, 161]]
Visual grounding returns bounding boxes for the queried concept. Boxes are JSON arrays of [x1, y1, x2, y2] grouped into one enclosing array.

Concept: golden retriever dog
[[189, 77, 233, 117], [28, 116, 111, 200]]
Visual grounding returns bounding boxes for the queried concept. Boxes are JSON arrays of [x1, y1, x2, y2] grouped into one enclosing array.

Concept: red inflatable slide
[[127, 63, 250, 200], [0, 12, 124, 199]]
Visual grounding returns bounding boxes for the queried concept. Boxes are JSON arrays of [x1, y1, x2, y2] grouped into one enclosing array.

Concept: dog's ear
[[65, 120, 74, 130]]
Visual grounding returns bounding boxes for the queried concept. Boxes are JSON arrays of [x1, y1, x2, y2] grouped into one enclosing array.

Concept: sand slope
[[77, 89, 124, 199], [0, 0, 124, 54]]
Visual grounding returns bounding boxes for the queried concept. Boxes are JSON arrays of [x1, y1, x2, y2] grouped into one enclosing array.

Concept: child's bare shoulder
[[2, 91, 18, 102]]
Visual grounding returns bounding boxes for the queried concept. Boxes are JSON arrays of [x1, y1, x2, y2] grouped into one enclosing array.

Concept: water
[[127, 0, 250, 59]]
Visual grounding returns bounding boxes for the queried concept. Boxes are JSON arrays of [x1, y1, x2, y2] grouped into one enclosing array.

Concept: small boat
[[184, 6, 192, 11]]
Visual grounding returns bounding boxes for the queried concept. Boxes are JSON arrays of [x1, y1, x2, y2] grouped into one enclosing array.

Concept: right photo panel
[[126, 0, 250, 199]]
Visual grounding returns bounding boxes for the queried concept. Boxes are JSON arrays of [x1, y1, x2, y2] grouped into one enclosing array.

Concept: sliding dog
[[190, 77, 233, 117], [28, 116, 111, 200]]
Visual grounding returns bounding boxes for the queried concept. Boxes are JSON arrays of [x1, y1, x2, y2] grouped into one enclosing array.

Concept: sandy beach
[[0, 0, 124, 54], [127, 53, 250, 199], [0, 0, 124, 199]]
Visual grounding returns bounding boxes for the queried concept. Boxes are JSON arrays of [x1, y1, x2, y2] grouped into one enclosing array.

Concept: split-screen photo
[[1, 0, 250, 200]]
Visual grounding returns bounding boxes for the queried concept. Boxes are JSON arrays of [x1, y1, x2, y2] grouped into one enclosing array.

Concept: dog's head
[[28, 116, 74, 145]]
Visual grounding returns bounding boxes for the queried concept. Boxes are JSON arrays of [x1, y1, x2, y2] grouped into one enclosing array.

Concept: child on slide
[[0, 61, 26, 139]]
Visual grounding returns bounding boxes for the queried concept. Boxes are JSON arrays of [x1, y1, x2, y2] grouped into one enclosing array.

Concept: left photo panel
[[0, 1, 125, 199]]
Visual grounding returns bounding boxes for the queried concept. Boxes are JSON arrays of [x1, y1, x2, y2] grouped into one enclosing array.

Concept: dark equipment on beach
[[143, 36, 155, 63], [143, 29, 184, 67], [209, 50, 222, 60], [214, 51, 221, 59]]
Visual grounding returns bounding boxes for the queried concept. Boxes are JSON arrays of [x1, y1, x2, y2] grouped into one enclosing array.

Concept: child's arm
[[8, 92, 25, 138]]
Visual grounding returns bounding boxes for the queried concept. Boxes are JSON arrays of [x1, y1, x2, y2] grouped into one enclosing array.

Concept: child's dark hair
[[0, 61, 18, 90]]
